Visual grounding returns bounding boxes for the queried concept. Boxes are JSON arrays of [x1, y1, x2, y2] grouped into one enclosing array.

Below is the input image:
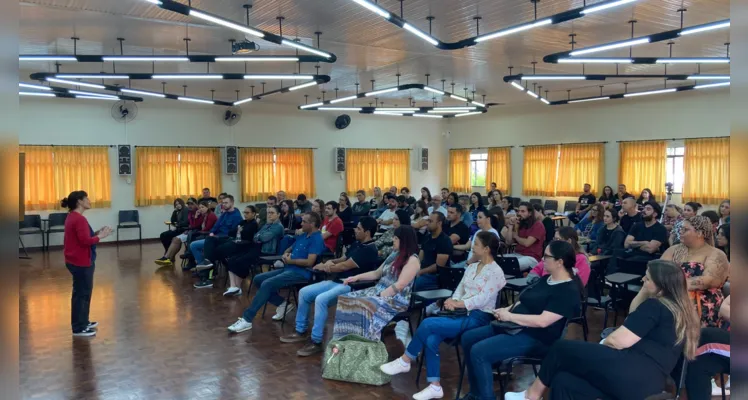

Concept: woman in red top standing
[[62, 191, 111, 337]]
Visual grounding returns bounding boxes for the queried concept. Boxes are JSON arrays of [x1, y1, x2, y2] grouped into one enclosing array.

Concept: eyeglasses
[[542, 254, 555, 261], [243, 211, 251, 214]]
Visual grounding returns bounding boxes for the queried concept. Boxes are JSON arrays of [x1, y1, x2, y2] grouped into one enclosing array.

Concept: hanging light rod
[[544, 19, 730, 62], [548, 81, 729, 105], [504, 74, 729, 82], [300, 106, 488, 118], [142, 0, 336, 61], [19, 54, 332, 63], [555, 57, 730, 64], [19, 84, 144, 102], [347, 0, 640, 50], [30, 72, 329, 82], [294, 83, 488, 109]]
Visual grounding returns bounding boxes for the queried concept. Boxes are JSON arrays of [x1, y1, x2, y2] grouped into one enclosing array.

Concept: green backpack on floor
[[321, 334, 392, 386]]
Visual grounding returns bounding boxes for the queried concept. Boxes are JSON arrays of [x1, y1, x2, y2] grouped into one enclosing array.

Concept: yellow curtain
[[683, 137, 729, 204], [449, 149, 472, 193], [523, 145, 559, 197], [20, 146, 57, 211], [275, 148, 316, 199], [178, 147, 221, 198], [240, 148, 275, 202], [135, 147, 180, 206], [378, 149, 410, 191], [53, 146, 111, 208], [485, 147, 511, 194], [618, 141, 666, 199], [556, 143, 604, 197], [346, 149, 380, 195]]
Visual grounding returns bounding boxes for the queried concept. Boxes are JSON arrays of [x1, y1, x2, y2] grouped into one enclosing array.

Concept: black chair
[[511, 197, 521, 208], [44, 212, 67, 251], [383, 279, 420, 341], [19, 214, 44, 255], [543, 200, 558, 215], [497, 256, 521, 278], [116, 210, 142, 245], [563, 200, 578, 213], [529, 198, 542, 207]]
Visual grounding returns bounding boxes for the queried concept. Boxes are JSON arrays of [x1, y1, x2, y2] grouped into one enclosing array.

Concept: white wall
[[445, 90, 730, 208], [19, 99, 446, 246]]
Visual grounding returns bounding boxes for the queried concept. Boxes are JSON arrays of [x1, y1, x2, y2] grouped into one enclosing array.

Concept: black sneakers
[[193, 280, 213, 289], [87, 321, 98, 329], [73, 328, 96, 337], [297, 341, 324, 357]]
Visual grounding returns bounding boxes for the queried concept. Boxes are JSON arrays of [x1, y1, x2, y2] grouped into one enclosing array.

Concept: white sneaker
[[272, 302, 296, 321], [412, 384, 444, 400], [227, 317, 252, 333], [223, 287, 241, 296], [425, 303, 441, 316], [504, 392, 527, 400], [712, 379, 730, 396], [395, 321, 412, 347], [380, 357, 411, 376]]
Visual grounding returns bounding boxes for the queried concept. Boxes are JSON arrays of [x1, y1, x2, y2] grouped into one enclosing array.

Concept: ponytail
[[61, 190, 88, 212], [548, 240, 585, 300]]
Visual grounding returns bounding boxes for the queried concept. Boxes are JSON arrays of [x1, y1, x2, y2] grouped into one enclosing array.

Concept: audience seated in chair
[[486, 190, 502, 212], [351, 190, 371, 219], [458, 195, 474, 227], [193, 195, 243, 288], [401, 187, 416, 206], [566, 183, 596, 224], [612, 184, 633, 211], [460, 240, 582, 400], [636, 188, 656, 210], [501, 196, 515, 215], [669, 202, 702, 246], [156, 200, 215, 267], [575, 203, 604, 242], [502, 202, 545, 272], [506, 260, 700, 400], [331, 225, 420, 342], [276, 190, 287, 204], [450, 210, 502, 270], [718, 199, 730, 227], [618, 197, 643, 234], [428, 194, 447, 217], [420, 187, 433, 206], [158, 198, 190, 256], [295, 194, 313, 215], [370, 187, 386, 217], [662, 204, 683, 234], [608, 201, 667, 274], [686, 295, 730, 398], [527, 227, 590, 287], [716, 223, 730, 261], [411, 200, 430, 239], [199, 187, 218, 204], [279, 200, 299, 231], [227, 212, 325, 333], [588, 207, 626, 256], [321, 201, 344, 254], [445, 204, 471, 265], [439, 188, 449, 206], [396, 195, 414, 217], [597, 185, 615, 207], [224, 205, 284, 296], [533, 203, 555, 247], [279, 217, 380, 356], [414, 212, 453, 292], [468, 192, 486, 231], [380, 232, 506, 400], [375, 210, 411, 258], [258, 195, 277, 226], [377, 194, 399, 231], [661, 216, 729, 328], [213, 193, 227, 218]]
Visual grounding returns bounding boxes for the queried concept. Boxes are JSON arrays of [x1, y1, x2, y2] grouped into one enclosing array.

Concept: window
[[470, 152, 487, 187], [666, 146, 685, 193]]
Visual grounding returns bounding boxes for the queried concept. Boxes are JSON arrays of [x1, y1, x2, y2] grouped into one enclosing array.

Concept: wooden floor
[[20, 242, 612, 400]]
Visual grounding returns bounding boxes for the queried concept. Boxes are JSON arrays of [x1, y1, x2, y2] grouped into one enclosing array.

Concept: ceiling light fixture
[[68, 90, 119, 99], [19, 55, 77, 61], [318, 107, 363, 111], [120, 88, 167, 98], [540, 98, 550, 105], [568, 96, 611, 103], [581, 0, 637, 14], [474, 19, 552, 43], [377, 108, 420, 112], [300, 102, 324, 109], [680, 20, 730, 36], [46, 78, 106, 89], [19, 83, 52, 91], [56, 74, 129, 79], [365, 87, 398, 97], [234, 98, 253, 106], [656, 58, 730, 64], [526, 91, 539, 99], [694, 82, 730, 89], [424, 86, 445, 95], [623, 88, 677, 98], [75, 95, 119, 101], [177, 96, 216, 104], [521, 75, 587, 80], [450, 94, 468, 101], [19, 91, 56, 97], [144, 0, 163, 4], [288, 81, 320, 91], [454, 112, 483, 117], [686, 75, 730, 80], [281, 40, 333, 59], [373, 111, 405, 116], [570, 37, 650, 56], [151, 74, 224, 79], [351, 0, 391, 19], [559, 58, 633, 63], [412, 114, 444, 119], [215, 56, 299, 62], [329, 95, 359, 104], [244, 74, 314, 80], [511, 82, 525, 91], [403, 23, 439, 46], [471, 101, 486, 107], [189, 10, 264, 38], [102, 56, 189, 62]]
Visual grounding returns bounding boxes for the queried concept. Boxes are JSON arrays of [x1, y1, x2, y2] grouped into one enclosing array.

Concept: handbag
[[491, 320, 525, 335], [322, 334, 392, 386], [437, 308, 468, 318]]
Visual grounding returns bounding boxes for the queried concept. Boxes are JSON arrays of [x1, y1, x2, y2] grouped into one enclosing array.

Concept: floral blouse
[[452, 261, 506, 313]]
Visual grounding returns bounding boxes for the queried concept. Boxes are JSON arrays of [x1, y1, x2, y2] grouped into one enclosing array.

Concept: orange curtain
[[240, 148, 275, 202], [683, 137, 729, 204], [556, 143, 604, 197], [20, 145, 111, 210], [485, 147, 511, 194], [345, 149, 409, 195], [275, 148, 316, 199], [449, 149, 472, 193], [135, 147, 180, 206], [618, 141, 666, 199], [178, 147, 221, 198], [523, 145, 558, 197]]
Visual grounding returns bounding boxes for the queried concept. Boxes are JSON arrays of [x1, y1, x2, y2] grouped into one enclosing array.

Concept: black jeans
[[66, 263, 95, 332], [685, 327, 730, 400], [159, 230, 180, 251], [203, 236, 234, 263]]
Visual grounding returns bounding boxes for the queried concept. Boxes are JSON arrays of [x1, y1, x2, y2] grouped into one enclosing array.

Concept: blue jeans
[[405, 312, 492, 382], [461, 325, 548, 400], [242, 268, 309, 322], [190, 239, 206, 264], [296, 280, 352, 343], [414, 273, 439, 291]]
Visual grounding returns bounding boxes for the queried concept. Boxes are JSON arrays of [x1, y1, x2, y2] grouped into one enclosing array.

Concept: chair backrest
[[118, 210, 139, 224], [511, 197, 521, 208], [47, 212, 68, 227], [543, 200, 558, 212], [481, 195, 489, 205], [437, 265, 465, 292], [497, 256, 521, 277], [340, 227, 356, 248], [529, 198, 542, 206], [19, 214, 42, 229], [563, 200, 578, 212]]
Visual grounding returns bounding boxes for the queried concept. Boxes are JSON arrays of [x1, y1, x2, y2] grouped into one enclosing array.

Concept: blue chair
[[19, 214, 44, 256]]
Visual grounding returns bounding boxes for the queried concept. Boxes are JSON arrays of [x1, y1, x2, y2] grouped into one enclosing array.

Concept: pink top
[[529, 253, 590, 287]]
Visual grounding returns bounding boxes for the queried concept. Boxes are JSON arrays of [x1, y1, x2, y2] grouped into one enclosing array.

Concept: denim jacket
[[254, 221, 284, 255]]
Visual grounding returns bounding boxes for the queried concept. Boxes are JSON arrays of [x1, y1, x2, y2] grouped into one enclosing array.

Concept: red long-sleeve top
[[63, 211, 99, 267]]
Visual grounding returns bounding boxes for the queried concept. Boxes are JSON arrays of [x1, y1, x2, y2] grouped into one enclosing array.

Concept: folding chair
[[44, 212, 67, 251], [116, 210, 142, 245]]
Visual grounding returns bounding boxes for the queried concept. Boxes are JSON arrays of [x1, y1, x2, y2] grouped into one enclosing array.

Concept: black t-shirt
[[238, 219, 259, 241], [338, 207, 352, 223], [628, 221, 668, 253], [421, 232, 453, 271], [598, 194, 614, 203], [578, 193, 596, 209], [620, 212, 643, 234], [623, 298, 683, 375], [200, 196, 218, 204], [512, 276, 581, 345], [613, 193, 633, 209], [542, 217, 555, 245], [335, 240, 379, 280], [445, 221, 471, 262]]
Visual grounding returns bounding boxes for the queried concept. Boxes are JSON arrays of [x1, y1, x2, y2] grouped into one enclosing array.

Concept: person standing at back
[[62, 191, 112, 337]]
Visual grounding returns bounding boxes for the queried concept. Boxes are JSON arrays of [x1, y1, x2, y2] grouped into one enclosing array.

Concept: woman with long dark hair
[[337, 193, 352, 223], [158, 198, 189, 253], [506, 260, 701, 400], [598, 185, 615, 205], [332, 225, 421, 341], [411, 200, 430, 235], [670, 201, 702, 246], [636, 188, 656, 208], [717, 223, 730, 261], [589, 207, 626, 256], [280, 199, 298, 230], [487, 190, 503, 210], [718, 199, 730, 226], [501, 196, 515, 214], [451, 210, 502, 269], [460, 240, 582, 400], [420, 187, 432, 204], [61, 191, 112, 337], [469, 192, 486, 223]]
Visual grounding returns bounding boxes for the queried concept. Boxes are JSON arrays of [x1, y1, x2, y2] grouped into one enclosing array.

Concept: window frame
[[469, 152, 488, 187], [666, 146, 685, 194]]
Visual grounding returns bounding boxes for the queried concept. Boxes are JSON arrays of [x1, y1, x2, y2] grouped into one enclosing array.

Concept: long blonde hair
[[647, 260, 701, 360]]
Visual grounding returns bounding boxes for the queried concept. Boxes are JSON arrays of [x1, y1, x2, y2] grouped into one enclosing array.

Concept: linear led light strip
[[373, 111, 405, 116], [413, 114, 443, 119], [559, 58, 634, 63], [280, 40, 332, 59], [694, 82, 730, 89], [454, 112, 483, 118], [19, 91, 56, 97], [475, 19, 552, 43], [76, 95, 119, 101], [511, 82, 526, 91], [623, 88, 677, 98], [244, 74, 314, 80], [680, 20, 730, 35], [687, 75, 730, 80], [521, 75, 587, 80], [557, 57, 730, 64], [657, 58, 730, 64], [21, 55, 305, 63], [19, 55, 77, 61], [329, 95, 359, 104], [46, 78, 106, 89], [403, 23, 439, 46], [318, 107, 362, 111], [352, 0, 390, 19], [570, 37, 651, 56], [68, 90, 119, 99], [300, 102, 324, 109], [569, 96, 611, 104], [288, 81, 319, 91], [102, 56, 189, 62], [178, 96, 215, 105], [365, 87, 398, 97], [581, 0, 637, 14], [19, 83, 52, 91], [424, 86, 445, 95], [449, 94, 468, 102], [120, 88, 166, 98], [152, 74, 223, 79], [234, 98, 253, 106], [189, 10, 265, 38], [215, 56, 299, 62]]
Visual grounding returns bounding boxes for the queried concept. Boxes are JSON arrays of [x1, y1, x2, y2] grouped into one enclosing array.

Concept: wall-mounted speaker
[[335, 147, 346, 173], [118, 145, 132, 175], [225, 146, 238, 174], [419, 148, 429, 171]]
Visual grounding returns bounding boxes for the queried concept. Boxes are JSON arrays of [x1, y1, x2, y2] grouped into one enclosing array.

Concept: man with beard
[[503, 202, 545, 271], [609, 202, 667, 274]]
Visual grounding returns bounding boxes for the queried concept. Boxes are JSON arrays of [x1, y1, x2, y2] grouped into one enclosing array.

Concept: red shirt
[[200, 212, 217, 233], [63, 211, 100, 267], [516, 220, 546, 261], [321, 216, 344, 252]]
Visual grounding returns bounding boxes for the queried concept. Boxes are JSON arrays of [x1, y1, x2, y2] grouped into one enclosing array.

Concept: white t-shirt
[[411, 215, 429, 234], [467, 228, 500, 260], [379, 209, 397, 230]]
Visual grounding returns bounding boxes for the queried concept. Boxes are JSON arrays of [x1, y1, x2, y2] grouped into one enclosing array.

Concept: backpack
[[321, 334, 391, 386]]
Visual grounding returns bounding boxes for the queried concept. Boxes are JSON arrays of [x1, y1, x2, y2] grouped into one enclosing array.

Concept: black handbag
[[437, 308, 468, 318]]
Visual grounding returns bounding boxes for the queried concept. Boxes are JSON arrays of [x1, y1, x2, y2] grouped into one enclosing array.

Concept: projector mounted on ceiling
[[232, 40, 260, 54]]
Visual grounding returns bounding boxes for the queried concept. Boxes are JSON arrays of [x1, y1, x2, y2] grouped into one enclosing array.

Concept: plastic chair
[[543, 200, 559, 214], [45, 212, 67, 251], [563, 201, 578, 213], [19, 214, 44, 254], [116, 210, 142, 245], [529, 199, 542, 207]]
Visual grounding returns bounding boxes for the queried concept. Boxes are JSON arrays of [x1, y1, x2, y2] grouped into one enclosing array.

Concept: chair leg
[[603, 303, 609, 329], [455, 358, 467, 400], [139, 227, 142, 245], [720, 373, 727, 400], [19, 236, 30, 259], [415, 352, 424, 385], [116, 227, 119, 246], [582, 315, 589, 342]]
